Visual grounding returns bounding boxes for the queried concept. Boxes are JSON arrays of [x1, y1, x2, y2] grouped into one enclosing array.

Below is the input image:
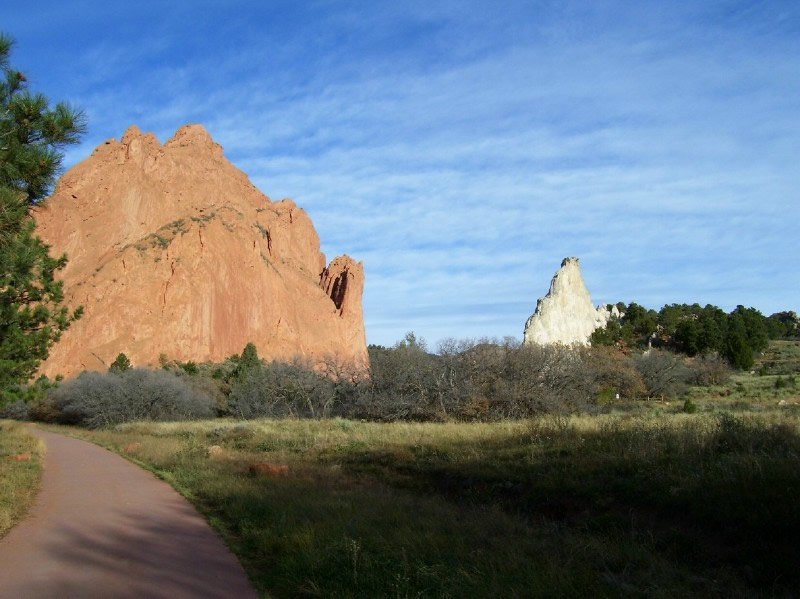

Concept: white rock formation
[[523, 257, 617, 346]]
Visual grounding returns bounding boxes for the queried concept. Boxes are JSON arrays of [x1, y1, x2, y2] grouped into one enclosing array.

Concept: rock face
[[35, 124, 368, 378], [523, 257, 616, 347]]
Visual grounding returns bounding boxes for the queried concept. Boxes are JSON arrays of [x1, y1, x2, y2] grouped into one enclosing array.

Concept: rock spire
[[523, 257, 616, 346]]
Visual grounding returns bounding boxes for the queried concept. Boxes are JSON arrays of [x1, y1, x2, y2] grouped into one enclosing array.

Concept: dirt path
[[0, 429, 258, 598]]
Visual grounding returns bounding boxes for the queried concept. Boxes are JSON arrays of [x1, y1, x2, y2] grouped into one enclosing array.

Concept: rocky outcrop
[[523, 257, 617, 346], [35, 124, 368, 378]]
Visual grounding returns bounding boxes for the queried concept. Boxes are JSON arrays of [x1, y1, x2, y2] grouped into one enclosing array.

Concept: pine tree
[[0, 33, 86, 397], [724, 330, 754, 370], [109, 353, 132, 373], [236, 342, 261, 373]]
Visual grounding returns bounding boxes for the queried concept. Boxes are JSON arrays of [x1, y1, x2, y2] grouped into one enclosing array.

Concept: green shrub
[[109, 353, 132, 373], [0, 375, 58, 408], [682, 398, 698, 414], [180, 361, 199, 375], [596, 387, 616, 405]]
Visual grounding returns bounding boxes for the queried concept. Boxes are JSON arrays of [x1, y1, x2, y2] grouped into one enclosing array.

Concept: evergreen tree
[[730, 305, 769, 354], [109, 353, 132, 373], [674, 319, 700, 356], [0, 33, 86, 395], [628, 303, 658, 341], [240, 342, 261, 369], [590, 302, 656, 348], [697, 304, 726, 353], [724, 330, 754, 370], [231, 342, 261, 381], [768, 311, 799, 338], [590, 316, 624, 346]]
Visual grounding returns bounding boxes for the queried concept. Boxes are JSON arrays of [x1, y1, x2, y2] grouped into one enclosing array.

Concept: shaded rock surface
[[523, 257, 616, 346], [35, 124, 367, 378]]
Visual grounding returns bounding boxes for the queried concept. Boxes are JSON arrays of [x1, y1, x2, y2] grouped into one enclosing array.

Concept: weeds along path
[[0, 428, 257, 599]]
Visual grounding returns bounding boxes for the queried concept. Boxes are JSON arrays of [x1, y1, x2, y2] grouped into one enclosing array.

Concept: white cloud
[[19, 1, 800, 346]]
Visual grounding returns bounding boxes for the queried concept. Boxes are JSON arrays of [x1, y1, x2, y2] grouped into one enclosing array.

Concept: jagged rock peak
[[165, 124, 223, 155], [121, 124, 143, 141], [35, 124, 367, 378], [523, 257, 613, 347], [112, 123, 224, 158]]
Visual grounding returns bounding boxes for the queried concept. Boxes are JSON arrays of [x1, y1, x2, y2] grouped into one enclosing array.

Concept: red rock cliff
[[35, 124, 368, 377]]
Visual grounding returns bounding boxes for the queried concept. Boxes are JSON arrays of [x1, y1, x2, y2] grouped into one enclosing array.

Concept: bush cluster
[[220, 337, 721, 422], [33, 368, 214, 428], [3, 338, 728, 426]]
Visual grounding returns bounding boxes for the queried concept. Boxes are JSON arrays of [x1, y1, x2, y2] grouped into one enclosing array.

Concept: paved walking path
[[0, 429, 258, 598]]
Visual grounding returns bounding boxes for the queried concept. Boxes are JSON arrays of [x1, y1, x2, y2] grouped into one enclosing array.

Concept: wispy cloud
[[9, 1, 799, 346]]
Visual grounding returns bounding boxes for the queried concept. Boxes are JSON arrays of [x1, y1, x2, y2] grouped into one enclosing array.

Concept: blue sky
[[7, 0, 799, 347]]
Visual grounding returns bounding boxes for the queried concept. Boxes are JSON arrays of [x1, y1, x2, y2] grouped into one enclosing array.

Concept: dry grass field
[[0, 421, 44, 538], [49, 408, 800, 598]]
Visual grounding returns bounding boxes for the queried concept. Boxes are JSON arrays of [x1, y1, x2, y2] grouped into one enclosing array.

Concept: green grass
[[683, 370, 800, 413], [679, 342, 800, 413], [0, 420, 44, 538], [756, 339, 800, 376], [51, 412, 800, 597]]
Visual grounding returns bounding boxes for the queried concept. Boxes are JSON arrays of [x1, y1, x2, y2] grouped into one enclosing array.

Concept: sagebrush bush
[[225, 341, 610, 422], [86, 339, 733, 425], [224, 340, 718, 421], [582, 345, 646, 400], [46, 368, 214, 428], [228, 360, 335, 419], [634, 349, 692, 399], [687, 352, 732, 386], [0, 399, 30, 420]]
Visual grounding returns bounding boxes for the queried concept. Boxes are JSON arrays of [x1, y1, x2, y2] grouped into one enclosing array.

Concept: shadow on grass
[[335, 414, 800, 594], [58, 417, 799, 597]]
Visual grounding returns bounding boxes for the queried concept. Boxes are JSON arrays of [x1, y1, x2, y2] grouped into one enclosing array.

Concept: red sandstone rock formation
[[35, 124, 367, 378]]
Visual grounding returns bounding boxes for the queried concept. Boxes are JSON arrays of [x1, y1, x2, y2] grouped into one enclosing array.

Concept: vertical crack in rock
[[254, 223, 272, 255], [163, 260, 177, 309], [329, 270, 348, 314], [198, 228, 204, 252]]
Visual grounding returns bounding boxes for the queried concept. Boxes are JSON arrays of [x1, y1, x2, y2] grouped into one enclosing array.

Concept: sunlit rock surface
[[36, 125, 367, 377], [523, 257, 616, 346]]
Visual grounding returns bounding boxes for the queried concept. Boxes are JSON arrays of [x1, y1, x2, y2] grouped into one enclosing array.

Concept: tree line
[[591, 303, 798, 369]]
